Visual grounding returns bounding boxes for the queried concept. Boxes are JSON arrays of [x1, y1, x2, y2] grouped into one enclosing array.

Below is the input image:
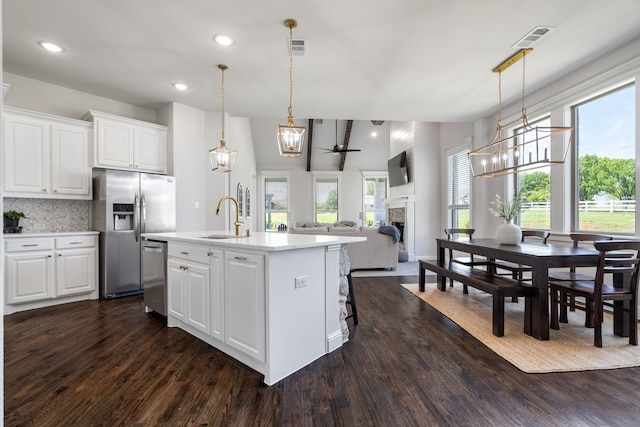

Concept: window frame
[[446, 138, 471, 229], [313, 171, 342, 224], [571, 82, 636, 235], [361, 171, 389, 227], [261, 171, 291, 232]]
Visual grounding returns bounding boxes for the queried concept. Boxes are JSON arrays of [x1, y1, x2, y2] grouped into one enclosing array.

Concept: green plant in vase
[[3, 210, 27, 229]]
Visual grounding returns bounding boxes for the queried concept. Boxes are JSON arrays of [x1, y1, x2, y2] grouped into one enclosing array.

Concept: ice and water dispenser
[[113, 203, 134, 231]]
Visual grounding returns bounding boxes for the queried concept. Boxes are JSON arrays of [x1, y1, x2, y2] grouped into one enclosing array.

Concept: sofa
[[290, 222, 399, 270]]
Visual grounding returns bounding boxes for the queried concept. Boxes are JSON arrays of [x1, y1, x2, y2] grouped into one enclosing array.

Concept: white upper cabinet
[[85, 110, 167, 174], [3, 107, 92, 199]]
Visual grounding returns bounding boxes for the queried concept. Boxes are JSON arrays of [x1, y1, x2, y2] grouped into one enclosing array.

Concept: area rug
[[401, 282, 640, 373], [351, 261, 419, 277]]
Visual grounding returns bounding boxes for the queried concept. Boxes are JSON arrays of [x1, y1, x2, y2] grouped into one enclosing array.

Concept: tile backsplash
[[4, 198, 90, 233]]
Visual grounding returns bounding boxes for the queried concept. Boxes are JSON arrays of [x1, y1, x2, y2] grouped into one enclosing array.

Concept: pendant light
[[468, 49, 573, 178], [209, 64, 237, 172], [276, 18, 306, 158]]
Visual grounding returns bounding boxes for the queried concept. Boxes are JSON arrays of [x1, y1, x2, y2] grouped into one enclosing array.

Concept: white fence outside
[[523, 200, 636, 213]]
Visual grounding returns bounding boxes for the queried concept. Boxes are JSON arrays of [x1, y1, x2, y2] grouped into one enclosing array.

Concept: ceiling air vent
[[290, 39, 307, 56], [512, 26, 554, 49]]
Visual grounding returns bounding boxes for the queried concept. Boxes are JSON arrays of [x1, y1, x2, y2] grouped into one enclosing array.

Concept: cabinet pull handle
[[180, 251, 189, 255], [22, 244, 39, 247], [69, 242, 83, 245], [42, 189, 47, 192], [48, 255, 52, 258], [180, 265, 188, 270], [53, 189, 58, 193], [234, 256, 247, 261], [58, 254, 62, 257]]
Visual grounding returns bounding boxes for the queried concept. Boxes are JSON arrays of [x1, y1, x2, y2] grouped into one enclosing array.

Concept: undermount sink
[[197, 234, 247, 239]]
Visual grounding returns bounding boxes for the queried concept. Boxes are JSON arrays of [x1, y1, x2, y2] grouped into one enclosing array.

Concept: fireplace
[[385, 196, 415, 260]]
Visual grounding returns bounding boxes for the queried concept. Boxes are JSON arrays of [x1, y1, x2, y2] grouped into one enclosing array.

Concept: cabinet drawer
[[5, 238, 54, 253], [56, 235, 97, 249], [168, 243, 209, 264]]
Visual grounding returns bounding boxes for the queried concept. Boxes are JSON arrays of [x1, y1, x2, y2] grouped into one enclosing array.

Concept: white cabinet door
[[134, 127, 167, 173], [51, 123, 91, 197], [224, 251, 265, 363], [209, 249, 225, 342], [56, 247, 96, 297], [95, 118, 135, 169], [89, 111, 167, 174], [5, 252, 55, 304], [185, 262, 210, 334], [168, 259, 186, 322], [3, 108, 91, 199], [3, 113, 50, 195]]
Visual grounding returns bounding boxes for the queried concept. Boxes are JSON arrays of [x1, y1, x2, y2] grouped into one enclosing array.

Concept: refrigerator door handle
[[141, 192, 147, 234], [134, 192, 140, 242]]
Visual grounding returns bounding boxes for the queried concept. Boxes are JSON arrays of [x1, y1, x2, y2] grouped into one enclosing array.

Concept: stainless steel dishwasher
[[142, 239, 167, 316]]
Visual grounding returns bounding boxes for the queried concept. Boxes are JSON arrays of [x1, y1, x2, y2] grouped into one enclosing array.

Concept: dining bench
[[419, 260, 537, 336]]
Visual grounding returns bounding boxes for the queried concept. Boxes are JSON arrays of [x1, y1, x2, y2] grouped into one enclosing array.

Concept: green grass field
[[521, 210, 634, 233]]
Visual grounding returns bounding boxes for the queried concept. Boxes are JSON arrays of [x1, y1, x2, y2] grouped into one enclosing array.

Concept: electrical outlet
[[295, 276, 307, 289], [194, 201, 200, 209]]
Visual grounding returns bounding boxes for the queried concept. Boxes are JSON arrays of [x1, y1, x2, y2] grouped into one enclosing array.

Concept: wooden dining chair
[[444, 228, 490, 294], [549, 240, 640, 348], [548, 233, 614, 317], [548, 233, 614, 281]]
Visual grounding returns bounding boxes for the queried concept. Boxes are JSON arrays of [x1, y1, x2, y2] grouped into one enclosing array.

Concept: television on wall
[[387, 151, 409, 187]]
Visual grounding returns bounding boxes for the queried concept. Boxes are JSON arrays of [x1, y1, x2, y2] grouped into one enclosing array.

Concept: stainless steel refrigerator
[[91, 169, 176, 299]]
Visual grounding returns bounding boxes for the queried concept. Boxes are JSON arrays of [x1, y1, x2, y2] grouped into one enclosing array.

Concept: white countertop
[[142, 231, 366, 252], [3, 231, 99, 238]]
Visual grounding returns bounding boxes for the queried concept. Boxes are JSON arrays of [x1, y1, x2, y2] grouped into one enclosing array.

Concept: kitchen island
[[142, 231, 365, 385]]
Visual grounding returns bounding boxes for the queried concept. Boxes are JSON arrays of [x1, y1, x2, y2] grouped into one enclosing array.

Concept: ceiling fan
[[318, 120, 361, 155]]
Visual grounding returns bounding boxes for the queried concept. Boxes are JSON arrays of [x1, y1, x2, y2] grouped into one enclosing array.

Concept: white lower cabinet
[[4, 233, 98, 313], [167, 243, 265, 362], [168, 258, 210, 334], [5, 250, 55, 304], [224, 251, 265, 363]]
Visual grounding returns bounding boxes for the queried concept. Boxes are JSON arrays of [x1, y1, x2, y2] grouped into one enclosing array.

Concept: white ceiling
[[4, 0, 640, 123]]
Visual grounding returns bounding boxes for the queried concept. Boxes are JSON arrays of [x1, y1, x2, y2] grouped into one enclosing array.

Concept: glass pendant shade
[[209, 139, 236, 172], [277, 115, 306, 158]]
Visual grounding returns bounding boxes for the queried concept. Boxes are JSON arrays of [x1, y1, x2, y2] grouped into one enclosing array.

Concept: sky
[[577, 84, 635, 159]]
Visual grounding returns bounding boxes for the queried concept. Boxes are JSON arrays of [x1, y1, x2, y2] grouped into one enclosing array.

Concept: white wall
[[3, 72, 157, 122], [165, 103, 208, 232]]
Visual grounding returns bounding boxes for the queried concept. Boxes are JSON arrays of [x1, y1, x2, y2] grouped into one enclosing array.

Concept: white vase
[[496, 220, 522, 245]]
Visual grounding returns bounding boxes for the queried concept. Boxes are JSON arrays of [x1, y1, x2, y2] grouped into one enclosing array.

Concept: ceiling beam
[[306, 118, 314, 172], [339, 120, 353, 171]]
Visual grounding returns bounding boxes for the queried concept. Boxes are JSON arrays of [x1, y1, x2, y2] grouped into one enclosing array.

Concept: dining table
[[433, 237, 604, 341]]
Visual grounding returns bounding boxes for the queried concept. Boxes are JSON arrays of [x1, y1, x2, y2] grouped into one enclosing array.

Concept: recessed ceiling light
[[371, 131, 378, 138], [214, 34, 234, 46], [173, 83, 189, 91], [39, 41, 64, 53]]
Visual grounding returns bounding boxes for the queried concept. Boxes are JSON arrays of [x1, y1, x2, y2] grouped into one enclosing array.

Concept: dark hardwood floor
[[5, 274, 640, 426]]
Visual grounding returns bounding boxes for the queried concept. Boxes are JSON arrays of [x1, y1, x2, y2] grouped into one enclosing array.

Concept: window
[[515, 116, 551, 230], [362, 172, 388, 227], [574, 84, 636, 234], [263, 175, 289, 231], [314, 174, 340, 223], [447, 146, 470, 228]]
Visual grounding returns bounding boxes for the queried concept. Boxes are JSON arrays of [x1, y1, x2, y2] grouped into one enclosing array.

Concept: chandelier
[[469, 49, 573, 178], [209, 64, 237, 172], [276, 18, 306, 158]]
